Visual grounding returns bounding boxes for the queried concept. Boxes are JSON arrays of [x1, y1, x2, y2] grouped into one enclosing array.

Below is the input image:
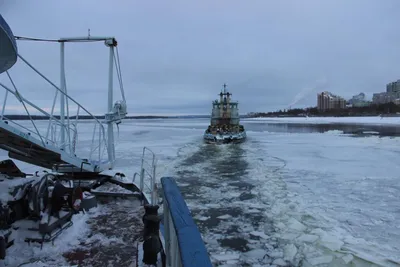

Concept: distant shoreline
[[245, 114, 400, 118], [245, 102, 400, 118]]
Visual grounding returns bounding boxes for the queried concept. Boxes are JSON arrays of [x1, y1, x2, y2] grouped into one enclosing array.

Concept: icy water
[[1, 118, 400, 266], [122, 118, 400, 266]]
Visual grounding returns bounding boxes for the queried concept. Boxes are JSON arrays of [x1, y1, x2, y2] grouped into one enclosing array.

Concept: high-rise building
[[386, 80, 400, 93], [349, 93, 369, 107], [317, 91, 346, 111], [373, 79, 400, 105]]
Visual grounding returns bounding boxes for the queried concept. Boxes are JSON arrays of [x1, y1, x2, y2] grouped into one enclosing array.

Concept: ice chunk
[[196, 216, 210, 221], [205, 203, 220, 208], [212, 253, 240, 262], [218, 263, 237, 267], [342, 254, 353, 264], [217, 214, 232, 220], [296, 234, 319, 243], [280, 232, 300, 240], [247, 208, 261, 214], [310, 228, 325, 236], [272, 258, 287, 266], [319, 234, 344, 251], [245, 249, 266, 259], [307, 255, 333, 265], [250, 231, 269, 239], [268, 250, 284, 258], [283, 244, 297, 262], [287, 218, 307, 232], [275, 222, 286, 230]]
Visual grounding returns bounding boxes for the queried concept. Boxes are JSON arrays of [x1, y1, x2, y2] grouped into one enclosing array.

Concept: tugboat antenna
[[223, 83, 227, 94]]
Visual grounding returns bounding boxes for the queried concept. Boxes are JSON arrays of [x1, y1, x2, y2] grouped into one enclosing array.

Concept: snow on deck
[[91, 181, 136, 195], [0, 174, 40, 203], [63, 199, 144, 266], [5, 199, 144, 267]]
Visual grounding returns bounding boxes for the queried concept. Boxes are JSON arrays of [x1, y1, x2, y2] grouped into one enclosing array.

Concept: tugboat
[[204, 83, 246, 144]]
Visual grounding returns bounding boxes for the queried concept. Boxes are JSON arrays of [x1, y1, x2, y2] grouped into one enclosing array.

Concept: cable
[[15, 36, 60, 42], [116, 47, 126, 102], [113, 47, 126, 103]]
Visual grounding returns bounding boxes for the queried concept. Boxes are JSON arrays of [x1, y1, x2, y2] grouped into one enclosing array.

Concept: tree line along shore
[[248, 102, 400, 118]]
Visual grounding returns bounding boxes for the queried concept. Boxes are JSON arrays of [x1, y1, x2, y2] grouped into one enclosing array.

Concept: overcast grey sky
[[1, 0, 400, 115]]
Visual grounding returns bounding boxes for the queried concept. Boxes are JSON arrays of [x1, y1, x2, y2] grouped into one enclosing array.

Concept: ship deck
[[63, 198, 144, 267], [3, 179, 156, 267]]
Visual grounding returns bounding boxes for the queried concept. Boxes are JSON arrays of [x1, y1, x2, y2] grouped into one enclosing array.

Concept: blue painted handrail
[[161, 177, 212, 267]]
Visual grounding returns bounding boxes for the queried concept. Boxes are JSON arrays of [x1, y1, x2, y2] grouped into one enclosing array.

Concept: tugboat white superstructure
[[204, 84, 246, 144]]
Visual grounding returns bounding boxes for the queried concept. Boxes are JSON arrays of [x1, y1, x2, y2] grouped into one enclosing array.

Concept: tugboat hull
[[203, 131, 246, 144]]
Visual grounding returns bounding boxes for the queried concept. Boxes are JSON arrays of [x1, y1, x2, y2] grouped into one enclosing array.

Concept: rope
[[15, 36, 60, 42], [113, 52, 123, 99], [113, 47, 126, 105], [116, 47, 126, 102]]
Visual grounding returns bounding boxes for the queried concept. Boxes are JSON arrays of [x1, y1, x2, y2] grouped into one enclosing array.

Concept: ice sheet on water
[[3, 119, 399, 266], [246, 129, 400, 266]]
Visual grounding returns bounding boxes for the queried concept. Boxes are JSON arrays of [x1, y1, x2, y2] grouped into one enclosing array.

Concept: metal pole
[[152, 158, 157, 205], [163, 200, 171, 267], [60, 42, 66, 150], [46, 90, 58, 141], [107, 46, 115, 167], [1, 91, 8, 119]]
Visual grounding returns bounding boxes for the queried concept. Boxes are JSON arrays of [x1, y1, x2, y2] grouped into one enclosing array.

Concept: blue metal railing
[[161, 177, 212, 267]]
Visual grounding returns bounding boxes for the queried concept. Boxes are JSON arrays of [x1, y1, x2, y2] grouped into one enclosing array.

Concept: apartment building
[[372, 79, 400, 104], [317, 91, 346, 111]]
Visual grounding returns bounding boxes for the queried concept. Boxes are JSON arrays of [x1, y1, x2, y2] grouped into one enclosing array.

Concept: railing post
[[151, 159, 156, 205], [107, 44, 115, 168], [163, 199, 171, 267], [140, 167, 145, 193], [1, 90, 8, 119], [98, 125, 101, 163], [60, 42, 66, 151], [142, 204, 161, 265]]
